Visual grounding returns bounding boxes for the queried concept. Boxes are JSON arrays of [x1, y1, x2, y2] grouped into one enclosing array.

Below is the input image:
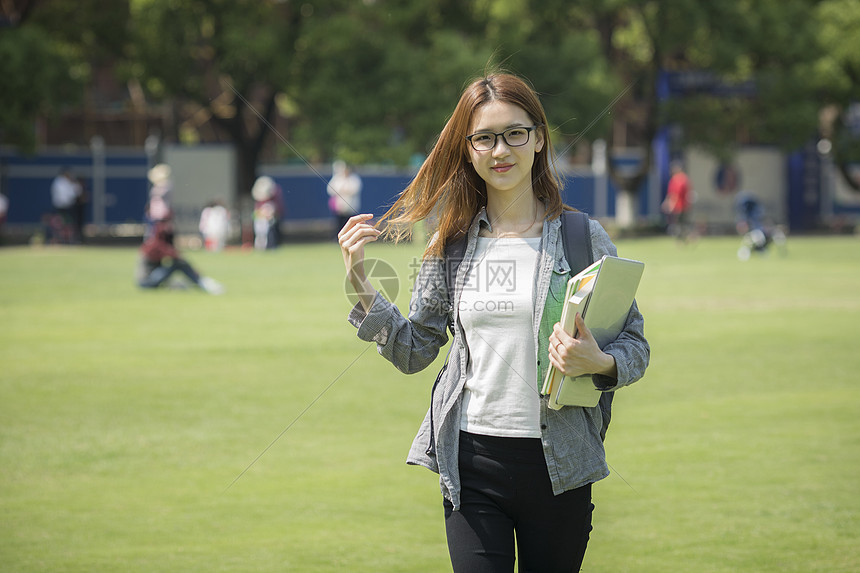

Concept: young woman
[[338, 73, 649, 572]]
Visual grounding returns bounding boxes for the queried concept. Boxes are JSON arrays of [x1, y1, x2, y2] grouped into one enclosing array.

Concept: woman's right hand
[[338, 213, 381, 311]]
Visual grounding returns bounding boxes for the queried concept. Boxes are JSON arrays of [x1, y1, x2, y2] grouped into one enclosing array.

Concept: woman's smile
[[467, 101, 543, 196]]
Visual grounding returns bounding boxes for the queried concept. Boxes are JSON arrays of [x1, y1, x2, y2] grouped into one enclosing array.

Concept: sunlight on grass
[[1, 235, 858, 572]]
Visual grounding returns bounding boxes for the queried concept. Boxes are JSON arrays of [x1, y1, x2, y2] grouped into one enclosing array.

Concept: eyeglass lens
[[470, 127, 532, 151]]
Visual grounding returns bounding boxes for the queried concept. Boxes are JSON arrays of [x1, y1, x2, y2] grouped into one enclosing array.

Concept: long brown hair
[[378, 73, 568, 259]]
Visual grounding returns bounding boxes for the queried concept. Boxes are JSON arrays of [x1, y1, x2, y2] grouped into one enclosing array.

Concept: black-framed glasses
[[465, 125, 539, 152]]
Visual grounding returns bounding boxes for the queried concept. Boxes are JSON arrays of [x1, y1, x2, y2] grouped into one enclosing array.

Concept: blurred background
[[1, 0, 858, 244]]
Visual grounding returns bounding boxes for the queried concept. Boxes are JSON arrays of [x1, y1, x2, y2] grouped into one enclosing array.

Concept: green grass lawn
[[1, 234, 858, 572]]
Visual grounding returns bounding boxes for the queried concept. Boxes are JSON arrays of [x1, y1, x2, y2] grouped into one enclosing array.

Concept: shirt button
[[540, 424, 547, 430]]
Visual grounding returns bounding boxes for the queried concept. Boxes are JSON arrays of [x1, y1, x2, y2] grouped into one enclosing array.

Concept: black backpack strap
[[560, 210, 593, 274], [561, 211, 614, 441]]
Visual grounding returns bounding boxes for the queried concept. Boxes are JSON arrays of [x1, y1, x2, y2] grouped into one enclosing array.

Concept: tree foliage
[[813, 0, 860, 188], [0, 0, 128, 150], [2, 0, 858, 197], [288, 0, 494, 165], [529, 0, 828, 193], [127, 0, 304, 196], [0, 24, 81, 150]]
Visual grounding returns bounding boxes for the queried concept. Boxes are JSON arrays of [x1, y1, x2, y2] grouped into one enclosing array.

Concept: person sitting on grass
[[136, 219, 224, 295]]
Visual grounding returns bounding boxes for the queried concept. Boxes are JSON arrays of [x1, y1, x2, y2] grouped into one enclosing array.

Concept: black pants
[[444, 432, 593, 573]]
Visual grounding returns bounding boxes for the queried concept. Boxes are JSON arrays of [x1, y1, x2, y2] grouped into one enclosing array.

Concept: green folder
[[544, 255, 644, 409]]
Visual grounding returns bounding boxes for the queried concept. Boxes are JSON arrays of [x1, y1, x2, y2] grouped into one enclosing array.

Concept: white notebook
[[543, 255, 644, 409]]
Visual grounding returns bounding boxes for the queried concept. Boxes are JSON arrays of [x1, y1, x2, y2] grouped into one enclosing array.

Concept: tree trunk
[[209, 87, 277, 247], [235, 144, 258, 247]]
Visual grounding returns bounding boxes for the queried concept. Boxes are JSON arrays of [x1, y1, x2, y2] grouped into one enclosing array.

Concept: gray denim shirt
[[348, 209, 650, 509]]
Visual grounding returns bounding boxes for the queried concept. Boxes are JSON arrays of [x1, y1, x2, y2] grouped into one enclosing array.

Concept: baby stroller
[[735, 192, 787, 260]]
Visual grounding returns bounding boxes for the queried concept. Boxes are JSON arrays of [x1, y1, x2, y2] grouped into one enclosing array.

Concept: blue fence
[[5, 145, 846, 234], [1, 149, 149, 226]]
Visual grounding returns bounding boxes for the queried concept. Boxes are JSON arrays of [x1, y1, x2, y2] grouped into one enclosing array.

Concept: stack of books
[[541, 255, 644, 409]]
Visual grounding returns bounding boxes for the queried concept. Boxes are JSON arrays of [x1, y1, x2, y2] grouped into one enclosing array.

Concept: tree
[[289, 0, 616, 169], [127, 0, 305, 200], [813, 0, 860, 190], [597, 0, 826, 225], [478, 0, 620, 162], [480, 0, 826, 226], [0, 0, 127, 151], [13, 0, 854, 220], [0, 24, 81, 151], [288, 0, 494, 165]]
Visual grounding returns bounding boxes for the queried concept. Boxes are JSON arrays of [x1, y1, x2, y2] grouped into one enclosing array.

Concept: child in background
[[199, 199, 232, 252]]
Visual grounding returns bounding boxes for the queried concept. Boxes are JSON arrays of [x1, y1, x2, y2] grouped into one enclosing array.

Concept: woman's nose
[[492, 137, 511, 157]]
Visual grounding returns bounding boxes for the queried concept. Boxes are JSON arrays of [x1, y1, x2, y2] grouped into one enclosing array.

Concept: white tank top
[[458, 236, 542, 438]]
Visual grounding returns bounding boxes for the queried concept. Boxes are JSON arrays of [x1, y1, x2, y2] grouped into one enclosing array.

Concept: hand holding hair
[[338, 213, 381, 312]]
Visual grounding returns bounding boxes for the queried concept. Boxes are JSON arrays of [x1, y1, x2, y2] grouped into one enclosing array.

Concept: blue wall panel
[[0, 148, 691, 231]]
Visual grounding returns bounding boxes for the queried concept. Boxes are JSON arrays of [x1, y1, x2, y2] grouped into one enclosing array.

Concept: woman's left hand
[[548, 313, 617, 378]]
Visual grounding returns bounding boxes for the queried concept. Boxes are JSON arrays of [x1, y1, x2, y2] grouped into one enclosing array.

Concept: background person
[[72, 174, 89, 244], [734, 190, 787, 260], [661, 160, 693, 242], [327, 160, 362, 234], [199, 199, 232, 252], [136, 218, 224, 294], [338, 73, 649, 572], [0, 189, 8, 244], [145, 163, 173, 239], [251, 175, 284, 250], [49, 167, 83, 243]]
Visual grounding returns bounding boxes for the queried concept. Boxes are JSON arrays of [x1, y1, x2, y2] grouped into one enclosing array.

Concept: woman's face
[[466, 100, 544, 197]]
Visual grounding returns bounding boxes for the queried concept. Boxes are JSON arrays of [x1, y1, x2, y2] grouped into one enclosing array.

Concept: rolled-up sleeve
[[588, 221, 650, 390], [347, 256, 450, 375]]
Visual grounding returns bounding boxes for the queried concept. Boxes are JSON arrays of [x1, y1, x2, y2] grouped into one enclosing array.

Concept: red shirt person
[[662, 161, 693, 239]]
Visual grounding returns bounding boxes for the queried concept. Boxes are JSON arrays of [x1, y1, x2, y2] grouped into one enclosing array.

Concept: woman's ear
[[535, 127, 545, 153]]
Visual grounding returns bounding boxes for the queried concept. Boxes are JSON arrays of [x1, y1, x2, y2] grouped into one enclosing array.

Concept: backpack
[[442, 210, 614, 441]]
